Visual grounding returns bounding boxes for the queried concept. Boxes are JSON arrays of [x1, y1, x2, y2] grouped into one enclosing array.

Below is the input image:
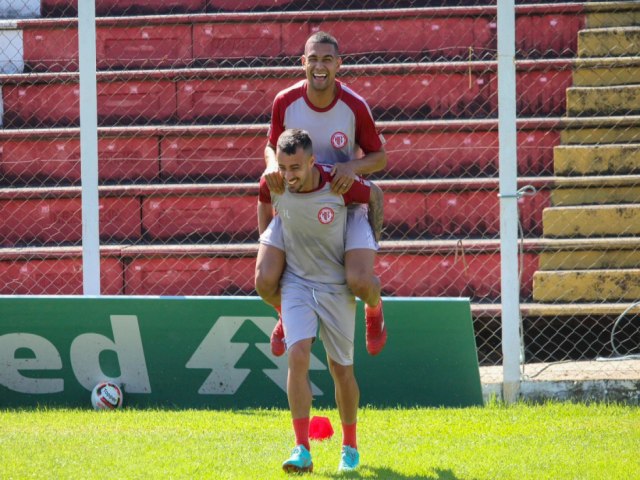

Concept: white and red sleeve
[[342, 176, 371, 205], [267, 82, 305, 147], [340, 83, 384, 155], [258, 177, 272, 204]]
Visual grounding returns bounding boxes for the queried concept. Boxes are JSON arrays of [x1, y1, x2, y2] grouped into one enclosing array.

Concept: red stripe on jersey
[[339, 83, 384, 155], [267, 80, 306, 147], [258, 176, 272, 204], [343, 175, 371, 205]]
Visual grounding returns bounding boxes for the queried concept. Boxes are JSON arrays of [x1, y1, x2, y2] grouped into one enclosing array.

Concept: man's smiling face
[[302, 41, 342, 94]]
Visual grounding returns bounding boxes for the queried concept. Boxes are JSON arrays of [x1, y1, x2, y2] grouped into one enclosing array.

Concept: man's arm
[[263, 144, 285, 194], [367, 183, 384, 242], [348, 148, 388, 175], [257, 201, 274, 236], [330, 148, 387, 194]]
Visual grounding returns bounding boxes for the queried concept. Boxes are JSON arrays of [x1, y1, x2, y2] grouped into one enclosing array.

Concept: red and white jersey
[[267, 80, 385, 166], [259, 164, 371, 290]]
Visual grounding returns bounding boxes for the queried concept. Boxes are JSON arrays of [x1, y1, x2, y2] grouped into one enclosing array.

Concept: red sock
[[342, 422, 357, 449], [293, 417, 310, 450]]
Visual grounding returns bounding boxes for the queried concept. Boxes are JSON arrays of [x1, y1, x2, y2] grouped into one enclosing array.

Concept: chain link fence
[[1, 0, 638, 386]]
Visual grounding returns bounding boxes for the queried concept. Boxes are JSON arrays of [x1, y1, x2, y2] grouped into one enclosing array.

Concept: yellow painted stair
[[532, 1, 640, 305]]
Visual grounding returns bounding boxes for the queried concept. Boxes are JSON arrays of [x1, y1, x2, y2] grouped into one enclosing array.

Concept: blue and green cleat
[[282, 445, 313, 474], [338, 445, 359, 472]]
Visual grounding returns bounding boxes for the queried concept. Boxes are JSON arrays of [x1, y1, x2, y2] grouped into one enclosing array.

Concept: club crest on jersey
[[318, 207, 335, 224], [331, 132, 348, 149]]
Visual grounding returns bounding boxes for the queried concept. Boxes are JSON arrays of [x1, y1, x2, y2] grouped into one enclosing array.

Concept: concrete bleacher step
[[0, 177, 552, 247], [537, 237, 640, 270], [559, 115, 640, 145], [0, 119, 561, 185], [536, 0, 640, 308], [3, 4, 590, 72], [6, 237, 638, 301], [542, 203, 640, 238], [573, 57, 640, 87], [554, 143, 640, 176], [0, 60, 574, 128], [0, 238, 542, 299], [533, 268, 640, 302], [566, 84, 640, 117], [585, 2, 640, 29], [550, 174, 640, 206], [578, 26, 640, 58]]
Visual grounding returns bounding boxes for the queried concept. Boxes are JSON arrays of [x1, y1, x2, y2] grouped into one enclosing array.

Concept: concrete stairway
[[533, 2, 640, 304]]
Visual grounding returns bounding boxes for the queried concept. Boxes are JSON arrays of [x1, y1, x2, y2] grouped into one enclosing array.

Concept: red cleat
[[365, 298, 387, 356], [271, 316, 286, 357]]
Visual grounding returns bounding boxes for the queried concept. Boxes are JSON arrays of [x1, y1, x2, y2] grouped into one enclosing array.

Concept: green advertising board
[[0, 296, 482, 408]]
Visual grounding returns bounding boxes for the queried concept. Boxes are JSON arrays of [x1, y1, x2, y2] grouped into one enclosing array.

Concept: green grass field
[[1, 402, 638, 479]]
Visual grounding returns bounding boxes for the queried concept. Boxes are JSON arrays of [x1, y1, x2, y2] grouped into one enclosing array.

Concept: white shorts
[[281, 281, 356, 366], [259, 204, 379, 252]]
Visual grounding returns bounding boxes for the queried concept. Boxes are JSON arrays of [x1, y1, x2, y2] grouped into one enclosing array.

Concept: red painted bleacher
[[0, 1, 586, 302], [124, 256, 255, 295], [0, 180, 552, 247], [0, 196, 141, 245], [1, 62, 573, 127], [0, 238, 545, 301], [0, 136, 158, 184], [21, 7, 585, 71], [0, 120, 560, 185], [41, 0, 207, 16], [141, 194, 257, 241], [377, 251, 538, 299], [0, 257, 123, 294]]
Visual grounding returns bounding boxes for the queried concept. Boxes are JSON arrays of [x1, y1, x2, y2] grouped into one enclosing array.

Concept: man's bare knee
[[328, 358, 355, 383], [255, 245, 285, 300], [346, 271, 370, 299], [255, 270, 279, 297]]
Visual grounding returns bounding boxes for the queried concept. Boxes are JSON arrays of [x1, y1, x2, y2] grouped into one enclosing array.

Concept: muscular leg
[[346, 248, 386, 356], [255, 243, 285, 308], [288, 339, 313, 419], [345, 248, 381, 308], [327, 356, 359, 425]]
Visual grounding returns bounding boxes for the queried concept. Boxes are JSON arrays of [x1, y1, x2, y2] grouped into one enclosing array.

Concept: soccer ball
[[91, 382, 123, 410]]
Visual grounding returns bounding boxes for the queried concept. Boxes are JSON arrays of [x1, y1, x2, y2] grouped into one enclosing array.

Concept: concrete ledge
[[473, 301, 640, 318], [483, 380, 640, 404], [567, 84, 640, 116], [579, 26, 640, 57], [481, 357, 640, 404], [543, 203, 640, 237], [560, 115, 640, 144], [540, 248, 640, 270], [574, 63, 640, 87], [551, 185, 640, 206], [554, 144, 640, 175], [587, 11, 640, 28], [534, 268, 640, 302]]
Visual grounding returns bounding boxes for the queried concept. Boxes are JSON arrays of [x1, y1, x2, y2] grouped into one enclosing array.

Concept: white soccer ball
[[91, 382, 123, 410]]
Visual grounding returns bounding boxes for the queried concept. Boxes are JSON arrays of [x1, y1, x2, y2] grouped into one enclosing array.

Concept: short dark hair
[[277, 129, 313, 156], [305, 31, 339, 55]]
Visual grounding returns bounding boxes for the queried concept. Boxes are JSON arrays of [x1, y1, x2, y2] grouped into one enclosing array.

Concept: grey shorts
[[281, 281, 356, 366], [260, 204, 379, 252]]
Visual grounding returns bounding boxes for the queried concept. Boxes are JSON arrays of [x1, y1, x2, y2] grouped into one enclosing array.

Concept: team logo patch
[[331, 132, 348, 149], [318, 207, 335, 224]]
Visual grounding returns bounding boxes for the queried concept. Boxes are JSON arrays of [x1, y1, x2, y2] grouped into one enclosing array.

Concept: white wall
[[0, 26, 24, 74], [0, 0, 40, 18]]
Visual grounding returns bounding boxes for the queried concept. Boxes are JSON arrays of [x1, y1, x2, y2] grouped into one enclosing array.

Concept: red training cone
[[309, 416, 334, 441]]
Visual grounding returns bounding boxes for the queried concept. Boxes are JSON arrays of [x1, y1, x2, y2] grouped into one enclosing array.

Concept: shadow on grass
[[324, 466, 474, 479]]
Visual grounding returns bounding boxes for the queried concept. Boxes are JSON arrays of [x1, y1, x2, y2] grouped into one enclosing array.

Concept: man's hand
[[330, 162, 356, 194], [263, 164, 285, 195]]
